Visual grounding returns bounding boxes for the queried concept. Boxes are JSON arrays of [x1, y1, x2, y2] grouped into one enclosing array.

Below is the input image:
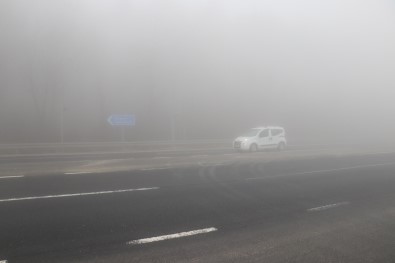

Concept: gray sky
[[0, 0, 395, 142]]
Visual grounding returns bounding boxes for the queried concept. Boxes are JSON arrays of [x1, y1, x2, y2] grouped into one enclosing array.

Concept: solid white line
[[308, 202, 350, 212], [0, 187, 159, 203], [0, 260, 8, 263], [246, 162, 395, 181], [0, 175, 24, 179], [64, 172, 93, 175], [127, 227, 218, 245]]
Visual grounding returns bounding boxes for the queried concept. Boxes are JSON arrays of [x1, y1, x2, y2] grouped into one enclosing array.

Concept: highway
[[2, 148, 395, 262]]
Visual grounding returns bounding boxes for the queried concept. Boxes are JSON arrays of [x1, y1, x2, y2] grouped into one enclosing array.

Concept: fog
[[0, 0, 394, 143]]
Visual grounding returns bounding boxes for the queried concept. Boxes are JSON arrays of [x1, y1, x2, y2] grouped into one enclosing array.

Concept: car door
[[270, 128, 285, 148], [270, 129, 281, 147], [258, 129, 270, 149]]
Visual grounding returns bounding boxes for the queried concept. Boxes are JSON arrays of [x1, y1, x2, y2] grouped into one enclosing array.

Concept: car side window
[[259, 129, 269, 138], [271, 129, 283, 136]]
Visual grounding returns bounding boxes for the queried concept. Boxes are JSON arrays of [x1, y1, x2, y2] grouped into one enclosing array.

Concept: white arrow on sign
[[107, 115, 136, 126]]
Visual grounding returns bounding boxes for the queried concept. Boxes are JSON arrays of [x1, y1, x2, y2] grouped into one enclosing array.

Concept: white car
[[233, 126, 287, 152]]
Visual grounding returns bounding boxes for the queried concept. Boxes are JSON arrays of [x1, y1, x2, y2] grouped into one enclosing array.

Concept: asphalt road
[[2, 151, 395, 262]]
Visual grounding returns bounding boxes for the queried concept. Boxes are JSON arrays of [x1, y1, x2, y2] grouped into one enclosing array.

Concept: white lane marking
[[0, 175, 24, 179], [64, 172, 93, 175], [224, 153, 237, 156], [0, 260, 8, 263], [0, 187, 159, 203], [308, 202, 350, 212], [153, 156, 173, 159], [127, 227, 218, 245], [246, 162, 395, 181]]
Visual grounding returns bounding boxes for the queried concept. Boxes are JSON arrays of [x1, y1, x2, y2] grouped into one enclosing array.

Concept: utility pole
[[170, 113, 176, 142], [60, 99, 64, 144], [169, 86, 176, 142]]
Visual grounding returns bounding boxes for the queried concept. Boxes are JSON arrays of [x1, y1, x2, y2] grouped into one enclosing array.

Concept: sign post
[[107, 115, 136, 142]]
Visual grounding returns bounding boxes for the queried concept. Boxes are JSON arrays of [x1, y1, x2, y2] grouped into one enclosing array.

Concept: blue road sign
[[107, 115, 136, 126]]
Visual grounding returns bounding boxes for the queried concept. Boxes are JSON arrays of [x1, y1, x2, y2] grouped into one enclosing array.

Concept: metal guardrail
[[0, 140, 232, 156], [0, 139, 230, 147], [0, 140, 374, 157]]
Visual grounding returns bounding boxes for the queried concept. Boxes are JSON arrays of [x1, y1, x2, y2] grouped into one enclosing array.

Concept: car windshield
[[241, 129, 260, 137]]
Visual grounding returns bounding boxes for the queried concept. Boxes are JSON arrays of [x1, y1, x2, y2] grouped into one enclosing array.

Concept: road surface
[[1, 149, 395, 262]]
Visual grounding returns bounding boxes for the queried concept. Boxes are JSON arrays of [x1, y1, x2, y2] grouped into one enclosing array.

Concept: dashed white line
[[308, 202, 350, 212], [64, 172, 93, 175], [153, 156, 173, 159], [190, 155, 209, 158], [127, 227, 218, 245], [246, 162, 395, 181], [0, 175, 24, 179], [0, 260, 8, 263], [0, 187, 159, 203]]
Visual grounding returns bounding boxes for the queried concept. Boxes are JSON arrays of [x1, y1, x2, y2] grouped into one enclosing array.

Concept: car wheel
[[277, 142, 286, 151], [249, 144, 258, 152]]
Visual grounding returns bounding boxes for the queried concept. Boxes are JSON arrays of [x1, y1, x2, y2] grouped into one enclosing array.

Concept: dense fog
[[0, 0, 394, 143]]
